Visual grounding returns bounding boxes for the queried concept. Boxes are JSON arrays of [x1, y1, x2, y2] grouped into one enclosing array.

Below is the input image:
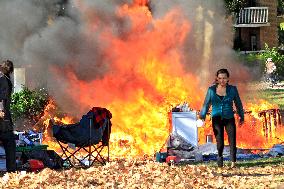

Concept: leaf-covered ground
[[1, 159, 284, 189]]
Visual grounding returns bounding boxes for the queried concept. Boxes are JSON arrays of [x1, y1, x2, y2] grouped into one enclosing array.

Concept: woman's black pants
[[0, 131, 16, 172], [212, 116, 236, 162]]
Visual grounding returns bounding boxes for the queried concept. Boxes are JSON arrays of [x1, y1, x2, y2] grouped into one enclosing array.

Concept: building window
[[250, 35, 257, 51], [248, 0, 256, 7], [278, 0, 284, 16]]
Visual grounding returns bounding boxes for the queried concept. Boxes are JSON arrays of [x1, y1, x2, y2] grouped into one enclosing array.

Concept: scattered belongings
[[156, 132, 282, 164], [0, 130, 62, 172], [172, 102, 192, 112], [22, 159, 45, 172], [14, 130, 43, 147], [267, 144, 284, 157], [159, 102, 284, 165]]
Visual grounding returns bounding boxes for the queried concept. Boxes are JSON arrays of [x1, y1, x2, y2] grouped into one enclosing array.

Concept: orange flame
[[39, 1, 283, 157], [198, 99, 283, 149]]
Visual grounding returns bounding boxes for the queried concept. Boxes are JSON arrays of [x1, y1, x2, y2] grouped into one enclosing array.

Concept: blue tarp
[[267, 144, 284, 157], [202, 153, 262, 161]]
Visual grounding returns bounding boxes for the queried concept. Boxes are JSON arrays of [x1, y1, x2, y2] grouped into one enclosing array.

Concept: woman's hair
[[216, 68, 230, 77], [1, 60, 14, 75], [214, 68, 230, 84]]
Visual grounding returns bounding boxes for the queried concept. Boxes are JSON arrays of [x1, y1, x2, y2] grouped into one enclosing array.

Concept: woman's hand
[[239, 118, 244, 126], [198, 114, 204, 121], [196, 119, 204, 127], [0, 111, 5, 118]]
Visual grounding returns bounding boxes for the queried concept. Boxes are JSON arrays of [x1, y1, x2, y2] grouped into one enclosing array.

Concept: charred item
[[258, 108, 282, 139]]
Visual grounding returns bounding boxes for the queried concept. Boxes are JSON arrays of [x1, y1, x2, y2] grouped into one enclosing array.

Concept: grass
[[236, 157, 284, 167], [247, 81, 284, 109], [258, 88, 284, 109], [199, 157, 284, 168]]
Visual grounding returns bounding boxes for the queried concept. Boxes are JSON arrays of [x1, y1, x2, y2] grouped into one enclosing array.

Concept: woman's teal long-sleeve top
[[200, 84, 244, 122]]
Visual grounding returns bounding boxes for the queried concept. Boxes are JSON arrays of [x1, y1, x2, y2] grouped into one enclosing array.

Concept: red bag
[[28, 159, 44, 172]]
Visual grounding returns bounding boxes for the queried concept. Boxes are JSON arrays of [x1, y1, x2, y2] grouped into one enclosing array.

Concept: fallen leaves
[[0, 159, 284, 188]]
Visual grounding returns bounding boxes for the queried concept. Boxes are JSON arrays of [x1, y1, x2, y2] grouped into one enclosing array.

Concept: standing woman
[[0, 60, 16, 172], [199, 69, 244, 168]]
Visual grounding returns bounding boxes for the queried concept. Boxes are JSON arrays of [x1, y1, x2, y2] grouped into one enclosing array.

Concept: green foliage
[[278, 0, 284, 15], [11, 87, 49, 122], [239, 44, 284, 79], [224, 0, 246, 14], [258, 44, 284, 79], [280, 23, 284, 30], [278, 26, 284, 45], [279, 0, 284, 8]]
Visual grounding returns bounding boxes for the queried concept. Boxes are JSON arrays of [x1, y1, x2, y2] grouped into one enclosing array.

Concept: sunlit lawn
[[247, 81, 284, 109], [258, 88, 284, 109]]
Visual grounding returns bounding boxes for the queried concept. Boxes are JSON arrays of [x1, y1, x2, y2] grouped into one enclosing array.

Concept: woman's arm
[[0, 76, 9, 118], [199, 88, 212, 120], [233, 86, 244, 122], [0, 76, 10, 100]]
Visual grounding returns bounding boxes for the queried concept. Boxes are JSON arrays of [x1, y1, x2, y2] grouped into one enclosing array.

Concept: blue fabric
[[202, 154, 262, 161], [200, 84, 244, 122], [52, 114, 107, 147]]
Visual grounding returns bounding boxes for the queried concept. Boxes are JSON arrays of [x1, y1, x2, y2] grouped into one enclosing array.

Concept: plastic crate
[[16, 145, 48, 152]]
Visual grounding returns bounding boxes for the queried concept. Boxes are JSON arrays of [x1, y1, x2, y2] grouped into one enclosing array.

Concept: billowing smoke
[[0, 0, 251, 117], [0, 0, 60, 61], [149, 0, 250, 85]]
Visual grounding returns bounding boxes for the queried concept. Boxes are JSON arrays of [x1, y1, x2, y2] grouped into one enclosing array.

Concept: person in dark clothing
[[265, 58, 277, 86], [0, 60, 16, 172], [199, 69, 244, 168]]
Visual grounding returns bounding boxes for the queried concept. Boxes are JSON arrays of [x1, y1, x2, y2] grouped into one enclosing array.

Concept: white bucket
[[206, 135, 213, 143]]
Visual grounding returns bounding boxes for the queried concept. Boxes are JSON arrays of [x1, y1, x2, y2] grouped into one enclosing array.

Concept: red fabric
[[166, 156, 180, 163], [88, 107, 112, 129], [28, 159, 44, 171]]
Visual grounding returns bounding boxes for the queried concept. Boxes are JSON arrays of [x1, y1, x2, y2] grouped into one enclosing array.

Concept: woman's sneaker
[[217, 156, 223, 167], [231, 162, 236, 168]]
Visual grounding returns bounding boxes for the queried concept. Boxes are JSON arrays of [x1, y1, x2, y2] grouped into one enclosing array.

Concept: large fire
[[37, 1, 283, 157]]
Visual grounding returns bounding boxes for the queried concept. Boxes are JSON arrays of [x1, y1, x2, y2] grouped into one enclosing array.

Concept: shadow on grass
[[211, 158, 284, 177], [215, 172, 284, 177], [238, 159, 284, 168], [191, 157, 284, 168]]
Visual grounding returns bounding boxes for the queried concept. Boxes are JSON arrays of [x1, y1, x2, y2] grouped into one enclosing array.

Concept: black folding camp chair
[[53, 117, 110, 168]]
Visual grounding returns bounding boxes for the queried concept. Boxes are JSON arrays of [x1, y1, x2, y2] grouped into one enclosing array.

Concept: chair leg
[[88, 145, 91, 167], [55, 118, 111, 168], [56, 140, 87, 168], [82, 145, 106, 166], [107, 120, 110, 162]]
